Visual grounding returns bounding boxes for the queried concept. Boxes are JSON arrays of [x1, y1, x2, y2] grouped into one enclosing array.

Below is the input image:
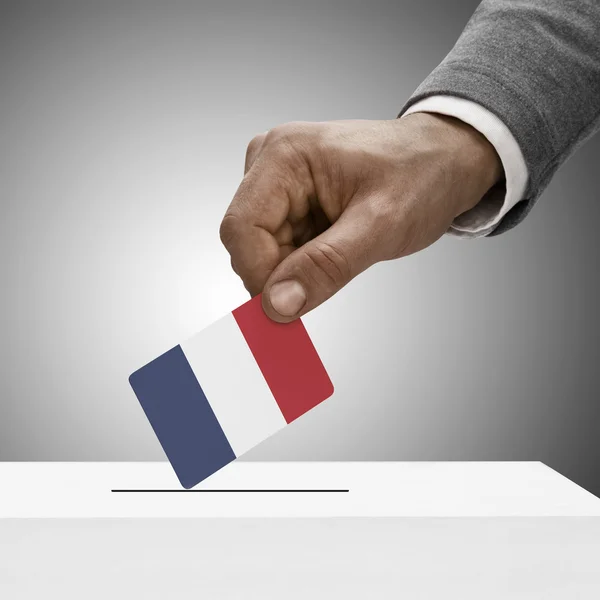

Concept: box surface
[[1, 462, 599, 599]]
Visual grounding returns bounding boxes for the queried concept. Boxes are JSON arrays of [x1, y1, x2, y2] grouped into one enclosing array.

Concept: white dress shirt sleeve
[[402, 95, 529, 238]]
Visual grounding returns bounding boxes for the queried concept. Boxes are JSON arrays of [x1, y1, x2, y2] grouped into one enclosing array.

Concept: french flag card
[[129, 294, 334, 489]]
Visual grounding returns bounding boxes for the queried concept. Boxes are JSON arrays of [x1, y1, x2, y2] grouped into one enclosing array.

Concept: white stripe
[[180, 313, 286, 457]]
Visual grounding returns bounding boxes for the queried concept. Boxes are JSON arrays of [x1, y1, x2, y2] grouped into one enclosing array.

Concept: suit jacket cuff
[[402, 95, 529, 239]]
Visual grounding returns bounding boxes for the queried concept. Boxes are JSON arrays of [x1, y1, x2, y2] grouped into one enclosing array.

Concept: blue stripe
[[129, 345, 236, 489]]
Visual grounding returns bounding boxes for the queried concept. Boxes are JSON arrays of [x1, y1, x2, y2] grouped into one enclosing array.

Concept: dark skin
[[220, 113, 503, 322]]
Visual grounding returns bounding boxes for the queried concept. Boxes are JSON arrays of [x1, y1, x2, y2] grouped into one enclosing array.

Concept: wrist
[[402, 112, 504, 218]]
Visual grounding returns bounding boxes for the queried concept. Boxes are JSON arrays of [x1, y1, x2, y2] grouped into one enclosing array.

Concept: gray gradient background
[[1, 0, 599, 495]]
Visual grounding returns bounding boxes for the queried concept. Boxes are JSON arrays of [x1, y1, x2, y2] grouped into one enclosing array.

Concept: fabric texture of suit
[[399, 0, 600, 235]]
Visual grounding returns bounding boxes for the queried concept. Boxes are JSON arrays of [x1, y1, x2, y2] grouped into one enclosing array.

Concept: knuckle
[[259, 124, 313, 184], [266, 121, 300, 142], [303, 240, 351, 287], [264, 124, 287, 146], [219, 213, 241, 249], [264, 122, 311, 153], [245, 133, 266, 164]]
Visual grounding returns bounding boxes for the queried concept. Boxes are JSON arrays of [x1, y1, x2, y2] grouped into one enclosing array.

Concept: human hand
[[220, 114, 502, 322]]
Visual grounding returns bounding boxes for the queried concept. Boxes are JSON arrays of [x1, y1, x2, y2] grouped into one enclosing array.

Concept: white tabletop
[[1, 461, 599, 518]]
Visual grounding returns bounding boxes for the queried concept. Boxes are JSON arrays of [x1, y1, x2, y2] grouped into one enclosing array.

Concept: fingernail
[[269, 280, 307, 317]]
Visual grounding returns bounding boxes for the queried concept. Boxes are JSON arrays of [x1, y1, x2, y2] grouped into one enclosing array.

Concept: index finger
[[219, 165, 293, 296]]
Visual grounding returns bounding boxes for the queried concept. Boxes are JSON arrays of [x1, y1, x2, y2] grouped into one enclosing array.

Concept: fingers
[[244, 131, 267, 174], [224, 121, 383, 315], [219, 205, 284, 297], [261, 201, 387, 322], [221, 129, 314, 296]]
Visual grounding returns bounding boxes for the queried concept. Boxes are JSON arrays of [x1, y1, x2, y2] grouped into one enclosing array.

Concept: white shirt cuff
[[402, 96, 529, 238]]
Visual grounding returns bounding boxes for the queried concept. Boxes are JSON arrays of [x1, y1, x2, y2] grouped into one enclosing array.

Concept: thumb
[[262, 203, 384, 322]]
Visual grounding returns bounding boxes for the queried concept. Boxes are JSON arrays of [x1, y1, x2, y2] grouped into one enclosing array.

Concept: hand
[[220, 114, 502, 322]]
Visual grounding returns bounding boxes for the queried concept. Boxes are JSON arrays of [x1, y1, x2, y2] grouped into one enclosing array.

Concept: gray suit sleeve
[[399, 0, 600, 235]]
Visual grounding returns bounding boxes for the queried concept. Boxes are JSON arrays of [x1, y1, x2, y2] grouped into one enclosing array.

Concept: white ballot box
[[1, 461, 599, 598]]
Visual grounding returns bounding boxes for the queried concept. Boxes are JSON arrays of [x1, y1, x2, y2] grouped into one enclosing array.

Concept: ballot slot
[[110, 488, 350, 493], [2, 461, 600, 519]]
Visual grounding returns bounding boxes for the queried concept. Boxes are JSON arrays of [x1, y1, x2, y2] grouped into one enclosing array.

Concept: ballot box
[[1, 461, 599, 598]]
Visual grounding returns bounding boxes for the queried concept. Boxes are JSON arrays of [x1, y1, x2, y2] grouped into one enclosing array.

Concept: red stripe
[[232, 294, 334, 423]]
